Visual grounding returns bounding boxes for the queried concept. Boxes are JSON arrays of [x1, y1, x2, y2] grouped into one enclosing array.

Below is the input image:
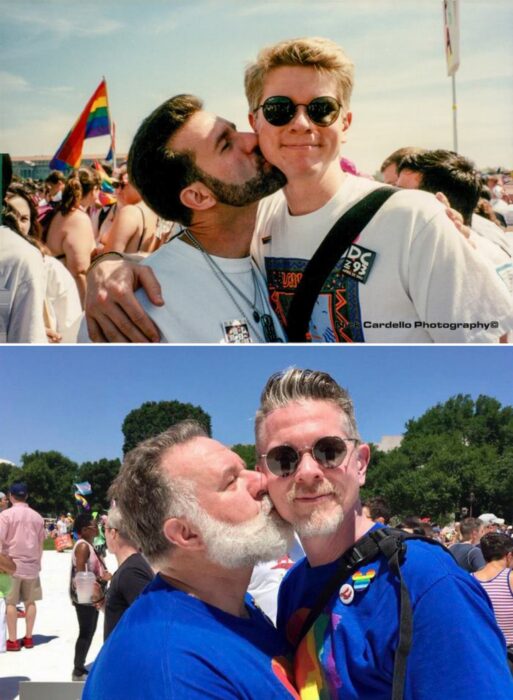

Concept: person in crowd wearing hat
[[0, 482, 44, 651], [479, 513, 506, 535]]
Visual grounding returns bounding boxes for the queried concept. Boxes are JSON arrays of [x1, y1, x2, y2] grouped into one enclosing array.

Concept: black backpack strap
[[368, 529, 412, 700], [295, 530, 386, 646], [286, 186, 397, 341]]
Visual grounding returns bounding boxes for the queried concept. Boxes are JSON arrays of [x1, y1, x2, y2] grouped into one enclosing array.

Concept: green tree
[[77, 458, 121, 512], [15, 451, 78, 516], [231, 444, 257, 471], [122, 401, 212, 455], [0, 460, 20, 494], [364, 394, 513, 523]]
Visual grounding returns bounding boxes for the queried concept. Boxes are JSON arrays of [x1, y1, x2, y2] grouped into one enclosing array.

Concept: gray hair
[[255, 368, 360, 446], [108, 419, 207, 566], [106, 505, 138, 546]]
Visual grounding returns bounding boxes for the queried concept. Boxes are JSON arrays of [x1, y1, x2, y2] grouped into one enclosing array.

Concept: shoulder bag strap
[[286, 186, 397, 341]]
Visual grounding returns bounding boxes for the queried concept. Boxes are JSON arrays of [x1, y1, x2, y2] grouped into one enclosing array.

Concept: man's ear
[[355, 442, 370, 485], [341, 111, 352, 144], [248, 111, 258, 133], [179, 182, 216, 213], [162, 517, 203, 550]]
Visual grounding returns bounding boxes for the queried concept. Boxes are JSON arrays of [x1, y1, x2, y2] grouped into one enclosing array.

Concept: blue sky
[[1, 0, 511, 173], [0, 346, 512, 466]]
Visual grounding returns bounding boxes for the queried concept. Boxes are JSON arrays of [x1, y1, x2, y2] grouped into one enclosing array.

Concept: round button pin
[[339, 583, 354, 605]]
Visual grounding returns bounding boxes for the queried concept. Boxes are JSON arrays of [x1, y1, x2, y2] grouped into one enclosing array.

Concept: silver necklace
[[180, 229, 282, 342]]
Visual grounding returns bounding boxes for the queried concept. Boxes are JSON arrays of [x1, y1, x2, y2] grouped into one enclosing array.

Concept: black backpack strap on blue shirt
[[294, 527, 448, 700], [285, 186, 397, 342]]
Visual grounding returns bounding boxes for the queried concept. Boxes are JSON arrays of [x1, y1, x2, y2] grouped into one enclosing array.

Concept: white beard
[[192, 496, 294, 569]]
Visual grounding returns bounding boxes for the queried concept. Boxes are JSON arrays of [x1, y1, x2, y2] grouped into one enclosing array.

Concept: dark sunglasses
[[255, 96, 342, 127], [261, 436, 359, 477], [114, 181, 126, 190]]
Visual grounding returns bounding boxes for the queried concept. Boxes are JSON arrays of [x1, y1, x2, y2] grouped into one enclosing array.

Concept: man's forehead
[[168, 110, 236, 154], [163, 436, 240, 479]]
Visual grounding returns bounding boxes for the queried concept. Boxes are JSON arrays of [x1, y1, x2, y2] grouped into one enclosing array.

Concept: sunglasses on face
[[261, 436, 359, 478], [255, 96, 343, 127], [114, 181, 127, 190]]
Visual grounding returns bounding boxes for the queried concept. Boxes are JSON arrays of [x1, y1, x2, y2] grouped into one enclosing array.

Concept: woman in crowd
[[99, 164, 160, 255], [45, 168, 100, 306], [6, 185, 82, 342], [69, 513, 111, 682], [103, 506, 153, 640]]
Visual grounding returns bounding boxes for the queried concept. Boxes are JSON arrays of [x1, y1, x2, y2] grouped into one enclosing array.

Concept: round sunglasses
[[255, 96, 343, 127], [261, 436, 359, 478]]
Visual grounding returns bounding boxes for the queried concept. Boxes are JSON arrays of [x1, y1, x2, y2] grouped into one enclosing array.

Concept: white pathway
[[0, 549, 116, 700]]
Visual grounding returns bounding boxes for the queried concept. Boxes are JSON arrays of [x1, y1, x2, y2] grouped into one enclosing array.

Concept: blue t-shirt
[[84, 573, 298, 699], [277, 527, 513, 699]]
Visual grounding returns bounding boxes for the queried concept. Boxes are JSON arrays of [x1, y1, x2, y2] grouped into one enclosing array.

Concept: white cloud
[[1, 3, 123, 38], [0, 71, 30, 92]]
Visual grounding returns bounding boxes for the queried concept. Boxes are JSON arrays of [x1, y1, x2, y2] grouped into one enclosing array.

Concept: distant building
[[376, 435, 403, 452], [11, 154, 127, 181]]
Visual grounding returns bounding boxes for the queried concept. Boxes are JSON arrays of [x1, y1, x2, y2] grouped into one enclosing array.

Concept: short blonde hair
[[244, 37, 354, 112]]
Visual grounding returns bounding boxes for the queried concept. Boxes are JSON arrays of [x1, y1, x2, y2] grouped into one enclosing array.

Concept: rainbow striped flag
[[50, 79, 111, 171], [92, 160, 117, 206]]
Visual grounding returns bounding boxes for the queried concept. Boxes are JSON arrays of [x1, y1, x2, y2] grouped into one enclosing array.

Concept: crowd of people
[[2, 36, 513, 344], [0, 155, 175, 343], [1, 367, 512, 698]]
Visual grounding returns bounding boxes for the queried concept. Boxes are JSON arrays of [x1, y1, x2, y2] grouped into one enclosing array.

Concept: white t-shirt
[[470, 214, 513, 296], [251, 175, 513, 343], [136, 238, 286, 343], [247, 535, 304, 624], [44, 257, 82, 342], [0, 226, 48, 343]]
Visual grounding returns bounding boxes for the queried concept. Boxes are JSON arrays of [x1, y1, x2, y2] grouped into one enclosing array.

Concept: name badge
[[342, 244, 377, 283]]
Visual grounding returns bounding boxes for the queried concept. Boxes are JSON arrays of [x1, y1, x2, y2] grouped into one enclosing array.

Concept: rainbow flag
[[50, 79, 111, 171], [92, 160, 117, 206]]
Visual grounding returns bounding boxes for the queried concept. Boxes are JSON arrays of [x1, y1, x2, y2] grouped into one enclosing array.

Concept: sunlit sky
[[1, 0, 512, 174], [1, 346, 512, 466]]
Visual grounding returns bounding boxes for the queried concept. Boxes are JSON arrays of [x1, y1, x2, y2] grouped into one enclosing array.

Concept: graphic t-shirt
[[277, 526, 513, 699], [85, 573, 298, 699], [251, 176, 513, 342]]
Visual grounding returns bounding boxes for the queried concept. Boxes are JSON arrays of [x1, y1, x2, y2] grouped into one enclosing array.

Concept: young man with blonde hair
[[245, 37, 513, 343]]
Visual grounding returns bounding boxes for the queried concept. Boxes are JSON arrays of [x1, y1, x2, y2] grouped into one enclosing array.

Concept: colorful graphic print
[[264, 257, 364, 343], [287, 608, 342, 699]]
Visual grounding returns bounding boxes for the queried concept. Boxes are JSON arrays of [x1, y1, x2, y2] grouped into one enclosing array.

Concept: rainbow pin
[[351, 568, 376, 591]]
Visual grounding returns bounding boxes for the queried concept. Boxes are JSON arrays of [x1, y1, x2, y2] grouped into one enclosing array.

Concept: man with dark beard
[[83, 420, 298, 700], [85, 94, 286, 343]]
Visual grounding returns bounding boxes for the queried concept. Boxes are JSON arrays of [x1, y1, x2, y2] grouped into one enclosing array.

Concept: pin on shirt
[[352, 568, 377, 591], [222, 319, 251, 343], [339, 583, 355, 605], [341, 244, 377, 283]]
